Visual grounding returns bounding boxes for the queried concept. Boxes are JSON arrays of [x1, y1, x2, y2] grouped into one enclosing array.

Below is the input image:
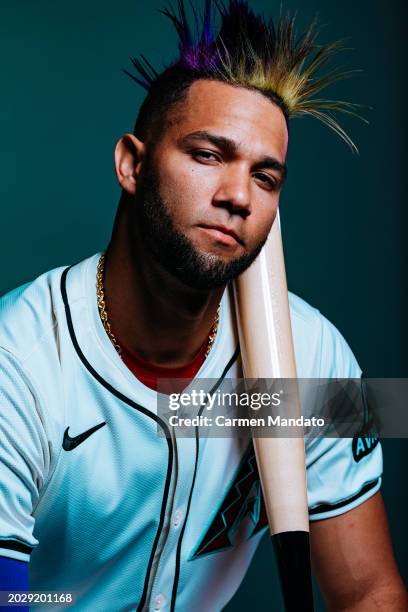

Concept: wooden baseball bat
[[233, 213, 314, 611]]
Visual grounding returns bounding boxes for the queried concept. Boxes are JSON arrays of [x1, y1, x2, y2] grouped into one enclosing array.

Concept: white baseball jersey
[[0, 254, 382, 611]]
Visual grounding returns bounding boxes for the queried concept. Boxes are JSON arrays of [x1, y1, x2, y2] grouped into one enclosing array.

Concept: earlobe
[[114, 133, 145, 195]]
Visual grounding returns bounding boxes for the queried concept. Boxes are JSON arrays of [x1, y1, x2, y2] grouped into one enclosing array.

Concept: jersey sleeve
[[306, 314, 382, 521], [0, 348, 50, 561]]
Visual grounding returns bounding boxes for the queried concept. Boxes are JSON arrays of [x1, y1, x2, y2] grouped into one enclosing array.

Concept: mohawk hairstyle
[[126, 0, 366, 152]]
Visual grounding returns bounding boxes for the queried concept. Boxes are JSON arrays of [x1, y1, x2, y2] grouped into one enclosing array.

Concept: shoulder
[[0, 265, 64, 361], [288, 291, 361, 378], [0, 256, 93, 363]]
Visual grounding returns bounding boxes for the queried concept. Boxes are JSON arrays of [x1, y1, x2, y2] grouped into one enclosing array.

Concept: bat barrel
[[233, 215, 315, 611], [272, 531, 314, 611]]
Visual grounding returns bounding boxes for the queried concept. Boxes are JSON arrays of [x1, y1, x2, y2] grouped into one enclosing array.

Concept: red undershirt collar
[[116, 335, 209, 392]]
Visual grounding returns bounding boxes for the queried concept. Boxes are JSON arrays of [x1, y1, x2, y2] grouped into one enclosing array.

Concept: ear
[[114, 134, 145, 195]]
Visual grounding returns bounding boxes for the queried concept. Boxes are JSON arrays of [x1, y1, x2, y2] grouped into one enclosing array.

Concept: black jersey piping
[[61, 265, 240, 612], [169, 346, 240, 612], [309, 478, 380, 516], [60, 265, 172, 612], [0, 540, 33, 555]]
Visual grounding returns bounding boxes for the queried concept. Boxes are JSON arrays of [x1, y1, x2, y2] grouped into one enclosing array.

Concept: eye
[[253, 172, 278, 191], [192, 149, 221, 163]]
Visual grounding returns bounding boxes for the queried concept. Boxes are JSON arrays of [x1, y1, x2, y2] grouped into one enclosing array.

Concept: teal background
[[0, 1, 406, 609]]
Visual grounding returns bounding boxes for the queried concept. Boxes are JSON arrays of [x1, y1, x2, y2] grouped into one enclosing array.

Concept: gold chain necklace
[[96, 254, 123, 356], [96, 254, 220, 360]]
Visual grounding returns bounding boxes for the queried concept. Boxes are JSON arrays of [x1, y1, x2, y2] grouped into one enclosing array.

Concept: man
[[0, 1, 406, 610]]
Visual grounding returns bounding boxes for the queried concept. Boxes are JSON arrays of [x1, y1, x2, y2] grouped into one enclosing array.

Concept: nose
[[212, 163, 251, 218]]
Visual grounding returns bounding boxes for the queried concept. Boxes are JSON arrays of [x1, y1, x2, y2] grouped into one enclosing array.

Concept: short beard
[[132, 161, 267, 291]]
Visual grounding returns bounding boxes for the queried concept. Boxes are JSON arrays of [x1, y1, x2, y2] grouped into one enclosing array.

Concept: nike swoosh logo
[[63, 422, 106, 451]]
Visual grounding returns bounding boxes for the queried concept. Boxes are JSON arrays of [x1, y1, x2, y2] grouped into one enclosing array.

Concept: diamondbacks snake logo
[[190, 444, 268, 559]]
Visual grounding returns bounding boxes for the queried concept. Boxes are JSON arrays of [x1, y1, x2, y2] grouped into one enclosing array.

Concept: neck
[[103, 199, 223, 367]]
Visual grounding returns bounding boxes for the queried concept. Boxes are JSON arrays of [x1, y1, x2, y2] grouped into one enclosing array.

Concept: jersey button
[[154, 594, 164, 610], [173, 509, 183, 529]]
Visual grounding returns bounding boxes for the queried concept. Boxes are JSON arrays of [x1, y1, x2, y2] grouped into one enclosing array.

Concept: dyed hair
[[127, 0, 365, 152]]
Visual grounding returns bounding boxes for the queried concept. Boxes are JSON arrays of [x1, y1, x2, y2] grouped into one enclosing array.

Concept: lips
[[198, 224, 244, 247]]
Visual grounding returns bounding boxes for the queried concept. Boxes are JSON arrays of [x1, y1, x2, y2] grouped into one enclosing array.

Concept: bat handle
[[272, 531, 315, 611]]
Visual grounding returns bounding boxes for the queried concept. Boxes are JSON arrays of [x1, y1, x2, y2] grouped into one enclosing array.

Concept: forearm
[[326, 582, 408, 611]]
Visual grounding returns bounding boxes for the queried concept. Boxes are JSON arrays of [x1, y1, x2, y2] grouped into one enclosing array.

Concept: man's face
[[133, 79, 288, 290]]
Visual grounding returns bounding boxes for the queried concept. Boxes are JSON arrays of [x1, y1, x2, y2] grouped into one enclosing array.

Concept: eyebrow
[[178, 130, 288, 182]]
